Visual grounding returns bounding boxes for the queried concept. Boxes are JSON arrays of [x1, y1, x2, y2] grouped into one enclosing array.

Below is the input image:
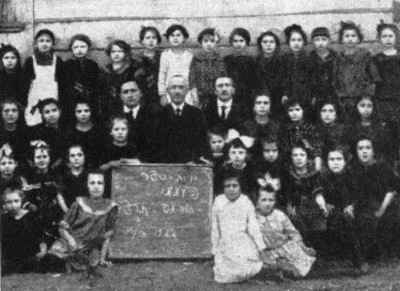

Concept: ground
[[2, 259, 400, 291]]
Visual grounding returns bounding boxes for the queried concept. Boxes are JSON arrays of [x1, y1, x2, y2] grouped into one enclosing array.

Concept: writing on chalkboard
[[109, 164, 213, 259]]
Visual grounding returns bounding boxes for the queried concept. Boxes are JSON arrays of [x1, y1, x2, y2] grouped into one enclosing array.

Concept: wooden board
[[109, 164, 213, 259]]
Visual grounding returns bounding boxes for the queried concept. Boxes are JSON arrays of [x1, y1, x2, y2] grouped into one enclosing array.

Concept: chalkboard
[[109, 164, 213, 259]]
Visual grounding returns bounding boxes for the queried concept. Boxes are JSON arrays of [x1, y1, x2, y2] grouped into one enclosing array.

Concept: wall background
[[0, 0, 396, 65]]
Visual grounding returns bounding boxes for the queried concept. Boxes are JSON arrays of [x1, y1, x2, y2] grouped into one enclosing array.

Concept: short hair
[[2, 181, 23, 201], [208, 124, 228, 139], [0, 44, 21, 68], [105, 39, 131, 57], [34, 29, 56, 44], [338, 21, 363, 43], [119, 78, 146, 96], [325, 144, 349, 162], [69, 34, 92, 50], [165, 24, 189, 39], [252, 90, 271, 105], [227, 138, 247, 151], [376, 22, 399, 39], [37, 98, 60, 114], [108, 115, 129, 132], [284, 24, 308, 45], [87, 169, 105, 178], [256, 31, 280, 52], [215, 76, 234, 88], [139, 26, 162, 44], [291, 141, 310, 158], [229, 27, 251, 45], [167, 74, 189, 88], [285, 97, 304, 111], [197, 28, 219, 44], [222, 168, 241, 184], [316, 98, 341, 123], [311, 27, 330, 39]]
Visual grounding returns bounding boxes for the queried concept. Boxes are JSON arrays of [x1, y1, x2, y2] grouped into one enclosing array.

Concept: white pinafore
[[25, 54, 59, 126]]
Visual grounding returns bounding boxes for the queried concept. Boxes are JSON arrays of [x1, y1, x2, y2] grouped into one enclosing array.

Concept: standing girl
[[23, 29, 65, 126], [158, 24, 193, 105], [211, 170, 266, 283]]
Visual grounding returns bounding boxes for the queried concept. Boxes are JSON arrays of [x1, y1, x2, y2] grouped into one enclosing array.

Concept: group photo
[[2, 0, 400, 290]]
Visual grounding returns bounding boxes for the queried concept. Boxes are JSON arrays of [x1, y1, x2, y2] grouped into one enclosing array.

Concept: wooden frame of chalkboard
[[109, 163, 213, 259]]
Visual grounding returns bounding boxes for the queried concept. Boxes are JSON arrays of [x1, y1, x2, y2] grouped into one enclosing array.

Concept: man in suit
[[157, 74, 208, 163], [117, 79, 161, 162], [203, 76, 248, 132]]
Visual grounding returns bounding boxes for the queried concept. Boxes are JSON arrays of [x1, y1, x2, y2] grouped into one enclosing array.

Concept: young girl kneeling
[[211, 170, 266, 283], [49, 170, 118, 276]]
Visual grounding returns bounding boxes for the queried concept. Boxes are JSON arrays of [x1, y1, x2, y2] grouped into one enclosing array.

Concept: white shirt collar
[[217, 98, 233, 108], [171, 102, 185, 112], [123, 105, 140, 118]]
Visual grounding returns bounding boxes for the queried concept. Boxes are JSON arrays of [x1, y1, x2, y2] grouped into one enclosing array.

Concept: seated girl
[[211, 170, 266, 283], [49, 170, 118, 277], [256, 185, 315, 278]]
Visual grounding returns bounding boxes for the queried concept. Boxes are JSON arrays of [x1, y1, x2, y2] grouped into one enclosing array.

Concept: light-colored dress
[[212, 194, 266, 283], [256, 209, 316, 277], [25, 54, 59, 126]]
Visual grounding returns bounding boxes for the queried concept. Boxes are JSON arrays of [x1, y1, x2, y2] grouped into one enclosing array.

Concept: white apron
[[25, 55, 58, 126]]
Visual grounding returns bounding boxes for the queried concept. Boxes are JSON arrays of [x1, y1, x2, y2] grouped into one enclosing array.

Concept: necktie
[[221, 105, 227, 120], [176, 108, 182, 116]]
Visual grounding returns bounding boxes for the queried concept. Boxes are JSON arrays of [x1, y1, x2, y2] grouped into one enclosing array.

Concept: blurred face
[[110, 120, 128, 143], [289, 32, 304, 52], [167, 76, 188, 105], [254, 95, 271, 116], [2, 51, 18, 70], [209, 134, 225, 154], [41, 103, 60, 126], [357, 139, 374, 164], [87, 173, 105, 198], [260, 35, 277, 55], [262, 142, 279, 162], [3, 192, 22, 214], [168, 30, 185, 46], [357, 98, 373, 120], [215, 77, 234, 102], [201, 35, 217, 52], [71, 40, 89, 58], [2, 103, 19, 125], [229, 146, 247, 167], [327, 151, 346, 173], [142, 30, 159, 50], [34, 149, 50, 171], [232, 35, 247, 49], [257, 190, 276, 216], [110, 45, 126, 63], [313, 35, 330, 50], [75, 103, 91, 123], [68, 146, 85, 169], [288, 104, 304, 122], [0, 157, 17, 178], [223, 178, 241, 201], [36, 34, 53, 53], [120, 81, 142, 108], [292, 147, 308, 169], [380, 28, 396, 49], [342, 29, 360, 47], [320, 104, 337, 125]]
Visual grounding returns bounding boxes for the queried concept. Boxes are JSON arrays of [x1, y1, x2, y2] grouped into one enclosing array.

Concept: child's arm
[[57, 193, 68, 213], [36, 242, 48, 259], [247, 201, 266, 252], [158, 52, 168, 104], [100, 160, 122, 171], [211, 202, 220, 255], [375, 191, 396, 218], [282, 213, 302, 243], [99, 231, 113, 266], [315, 194, 329, 217]]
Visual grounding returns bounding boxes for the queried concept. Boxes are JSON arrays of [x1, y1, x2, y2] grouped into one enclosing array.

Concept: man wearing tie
[[204, 76, 249, 132], [157, 74, 208, 163]]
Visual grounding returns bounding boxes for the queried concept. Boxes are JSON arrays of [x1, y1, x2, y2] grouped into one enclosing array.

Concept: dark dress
[[0, 125, 30, 165], [58, 169, 88, 207], [138, 50, 161, 104], [0, 68, 26, 105], [315, 122, 347, 157]]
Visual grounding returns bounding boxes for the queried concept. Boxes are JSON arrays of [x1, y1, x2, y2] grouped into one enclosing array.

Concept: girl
[[0, 99, 29, 165], [101, 40, 145, 119], [351, 137, 400, 259], [206, 125, 227, 171], [211, 170, 266, 283], [315, 99, 348, 158], [63, 34, 100, 122], [0, 147, 26, 196], [282, 143, 326, 249], [138, 26, 162, 103], [189, 28, 226, 108], [281, 24, 313, 110], [158, 24, 193, 105], [346, 95, 398, 164], [2, 184, 47, 274], [280, 98, 322, 170], [59, 144, 88, 208], [23, 29, 65, 126], [373, 23, 400, 123], [24, 143, 67, 247], [333, 21, 380, 121], [0, 45, 25, 104], [255, 31, 285, 117], [49, 170, 118, 277], [256, 185, 316, 278], [214, 138, 256, 203], [65, 98, 105, 168], [320, 146, 368, 273], [224, 27, 259, 109]]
